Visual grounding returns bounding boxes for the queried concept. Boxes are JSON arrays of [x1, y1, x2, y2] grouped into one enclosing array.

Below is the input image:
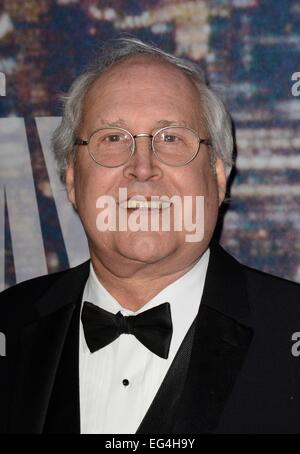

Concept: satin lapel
[[173, 305, 253, 433], [173, 242, 254, 433], [8, 261, 90, 434], [43, 300, 82, 433], [136, 319, 197, 434]]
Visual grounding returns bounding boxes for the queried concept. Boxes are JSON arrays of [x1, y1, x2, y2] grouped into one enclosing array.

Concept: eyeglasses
[[74, 125, 212, 168]]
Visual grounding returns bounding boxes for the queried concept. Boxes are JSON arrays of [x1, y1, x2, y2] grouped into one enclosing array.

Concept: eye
[[158, 133, 182, 144], [104, 134, 124, 143], [163, 134, 178, 143]]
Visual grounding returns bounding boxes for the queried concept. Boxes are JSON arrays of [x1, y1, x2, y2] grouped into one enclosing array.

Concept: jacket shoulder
[[1, 269, 68, 298], [0, 262, 88, 326], [243, 263, 300, 296], [242, 263, 300, 321]]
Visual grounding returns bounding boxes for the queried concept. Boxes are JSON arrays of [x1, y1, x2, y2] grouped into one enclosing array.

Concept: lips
[[118, 195, 172, 210], [122, 200, 172, 209]]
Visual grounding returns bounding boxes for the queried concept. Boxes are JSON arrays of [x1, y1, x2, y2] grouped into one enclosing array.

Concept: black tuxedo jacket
[[1, 242, 300, 434]]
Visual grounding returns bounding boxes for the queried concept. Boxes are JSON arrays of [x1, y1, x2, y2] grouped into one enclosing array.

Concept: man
[[0, 38, 300, 434]]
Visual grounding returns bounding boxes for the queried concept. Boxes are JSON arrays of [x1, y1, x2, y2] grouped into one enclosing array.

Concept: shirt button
[[122, 379, 130, 386]]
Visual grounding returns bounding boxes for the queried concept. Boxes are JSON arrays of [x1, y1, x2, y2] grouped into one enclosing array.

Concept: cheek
[[73, 161, 122, 235], [184, 164, 218, 197], [187, 168, 220, 226], [202, 171, 219, 207], [73, 162, 101, 220], [74, 157, 105, 203]]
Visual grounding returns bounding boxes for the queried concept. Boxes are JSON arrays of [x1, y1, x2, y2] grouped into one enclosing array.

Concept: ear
[[65, 160, 77, 209], [215, 158, 227, 206]]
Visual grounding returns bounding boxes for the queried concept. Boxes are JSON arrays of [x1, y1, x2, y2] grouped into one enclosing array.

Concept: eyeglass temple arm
[[200, 139, 212, 147], [74, 138, 89, 145]]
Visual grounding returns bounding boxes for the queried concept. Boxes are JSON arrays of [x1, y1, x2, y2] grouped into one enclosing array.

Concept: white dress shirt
[[79, 249, 210, 434]]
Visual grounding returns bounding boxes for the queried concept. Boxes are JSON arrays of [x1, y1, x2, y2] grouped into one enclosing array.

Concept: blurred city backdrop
[[0, 0, 300, 290]]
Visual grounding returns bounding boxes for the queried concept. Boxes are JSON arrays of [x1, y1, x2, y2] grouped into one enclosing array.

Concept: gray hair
[[52, 37, 234, 183]]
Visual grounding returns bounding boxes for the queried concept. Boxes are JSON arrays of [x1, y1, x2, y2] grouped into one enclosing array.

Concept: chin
[[116, 232, 175, 263]]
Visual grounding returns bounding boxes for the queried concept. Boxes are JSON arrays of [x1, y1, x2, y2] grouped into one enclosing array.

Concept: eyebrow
[[103, 118, 127, 128], [156, 119, 191, 128], [99, 118, 192, 129]]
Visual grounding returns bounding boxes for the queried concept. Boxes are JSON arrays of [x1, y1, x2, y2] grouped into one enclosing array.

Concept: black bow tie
[[81, 301, 173, 359]]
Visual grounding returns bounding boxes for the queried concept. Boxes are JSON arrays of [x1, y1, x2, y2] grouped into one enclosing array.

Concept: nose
[[123, 134, 162, 182]]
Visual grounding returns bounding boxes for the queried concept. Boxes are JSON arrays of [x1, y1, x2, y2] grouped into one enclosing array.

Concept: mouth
[[122, 200, 171, 210], [119, 197, 173, 211]]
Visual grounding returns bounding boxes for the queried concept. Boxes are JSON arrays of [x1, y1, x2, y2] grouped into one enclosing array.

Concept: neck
[[90, 254, 201, 312]]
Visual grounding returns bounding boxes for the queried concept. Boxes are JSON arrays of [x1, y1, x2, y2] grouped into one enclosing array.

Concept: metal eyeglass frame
[[74, 125, 212, 168]]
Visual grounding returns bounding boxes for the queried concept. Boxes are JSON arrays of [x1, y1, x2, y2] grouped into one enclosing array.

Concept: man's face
[[66, 57, 226, 278]]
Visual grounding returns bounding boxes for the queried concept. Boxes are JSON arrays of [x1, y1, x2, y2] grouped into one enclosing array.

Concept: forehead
[[87, 55, 199, 94], [82, 56, 202, 124]]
